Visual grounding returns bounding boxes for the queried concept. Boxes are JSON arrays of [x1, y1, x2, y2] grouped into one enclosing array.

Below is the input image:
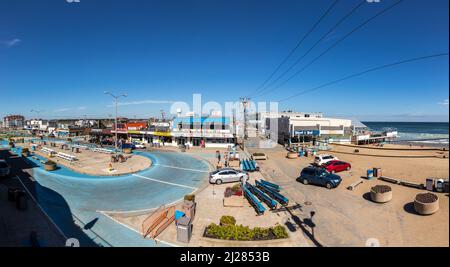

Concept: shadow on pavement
[[284, 204, 323, 247], [0, 148, 100, 247]]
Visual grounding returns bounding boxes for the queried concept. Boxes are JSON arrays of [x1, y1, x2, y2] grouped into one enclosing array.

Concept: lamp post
[[104, 91, 127, 150]]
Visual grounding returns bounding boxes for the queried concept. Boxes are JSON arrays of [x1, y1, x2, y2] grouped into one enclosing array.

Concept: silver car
[[0, 160, 11, 178], [209, 168, 249, 185]]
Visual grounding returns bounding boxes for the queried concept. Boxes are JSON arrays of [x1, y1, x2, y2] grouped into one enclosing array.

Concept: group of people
[[216, 150, 231, 168]]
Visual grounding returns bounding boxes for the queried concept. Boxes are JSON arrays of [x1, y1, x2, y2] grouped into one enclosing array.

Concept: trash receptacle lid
[[175, 210, 185, 220], [177, 216, 191, 226]]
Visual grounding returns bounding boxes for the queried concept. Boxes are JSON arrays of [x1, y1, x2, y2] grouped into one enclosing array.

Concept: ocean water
[[362, 122, 449, 146]]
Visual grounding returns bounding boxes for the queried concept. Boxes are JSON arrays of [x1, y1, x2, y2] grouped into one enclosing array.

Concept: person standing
[[216, 150, 221, 165]]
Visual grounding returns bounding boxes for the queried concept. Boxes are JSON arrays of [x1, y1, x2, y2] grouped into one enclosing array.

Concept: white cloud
[[438, 99, 449, 106], [109, 99, 176, 107], [54, 106, 87, 112], [0, 38, 21, 48]]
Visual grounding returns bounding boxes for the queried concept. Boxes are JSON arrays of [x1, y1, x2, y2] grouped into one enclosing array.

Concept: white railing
[[92, 147, 115, 154], [41, 147, 56, 154], [56, 152, 77, 162]]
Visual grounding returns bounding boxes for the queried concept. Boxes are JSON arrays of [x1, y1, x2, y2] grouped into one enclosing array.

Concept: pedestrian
[[217, 151, 221, 164]]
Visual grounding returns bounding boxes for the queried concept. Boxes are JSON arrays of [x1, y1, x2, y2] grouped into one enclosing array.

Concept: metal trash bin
[[16, 191, 28, 211], [182, 201, 196, 221], [426, 178, 435, 191], [176, 216, 192, 243], [8, 188, 18, 202]]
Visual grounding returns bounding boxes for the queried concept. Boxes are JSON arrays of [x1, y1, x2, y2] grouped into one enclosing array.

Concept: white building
[[264, 111, 354, 144], [171, 114, 236, 148]]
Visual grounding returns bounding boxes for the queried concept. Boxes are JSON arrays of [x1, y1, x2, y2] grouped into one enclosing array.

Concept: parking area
[[248, 145, 449, 247]]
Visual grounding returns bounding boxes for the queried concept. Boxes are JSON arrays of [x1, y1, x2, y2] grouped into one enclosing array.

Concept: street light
[[104, 91, 127, 150]]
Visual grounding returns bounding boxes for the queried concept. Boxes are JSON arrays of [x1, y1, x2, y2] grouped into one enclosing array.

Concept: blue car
[[121, 143, 136, 150], [297, 166, 342, 189]]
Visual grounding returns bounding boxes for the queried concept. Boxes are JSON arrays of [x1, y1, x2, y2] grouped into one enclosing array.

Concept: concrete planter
[[370, 185, 393, 203], [414, 193, 439, 215], [223, 195, 244, 207], [44, 163, 57, 171], [286, 152, 298, 159]]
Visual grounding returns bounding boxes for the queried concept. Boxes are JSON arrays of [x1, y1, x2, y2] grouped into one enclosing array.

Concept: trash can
[[436, 179, 444, 193], [373, 168, 382, 178], [8, 188, 18, 202], [367, 169, 374, 180], [176, 216, 192, 243], [426, 178, 435, 191], [182, 201, 196, 221], [15, 191, 28, 211]]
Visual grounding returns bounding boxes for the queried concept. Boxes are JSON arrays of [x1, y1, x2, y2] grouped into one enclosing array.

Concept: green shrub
[[231, 184, 241, 193], [272, 225, 288, 239], [205, 222, 288, 241], [220, 215, 236, 226], [184, 194, 195, 202], [45, 160, 56, 166], [253, 227, 270, 240]]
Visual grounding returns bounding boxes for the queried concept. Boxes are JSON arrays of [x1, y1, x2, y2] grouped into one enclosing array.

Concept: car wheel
[[215, 179, 223, 185], [302, 179, 309, 185], [326, 182, 333, 189], [346, 166, 351, 171]]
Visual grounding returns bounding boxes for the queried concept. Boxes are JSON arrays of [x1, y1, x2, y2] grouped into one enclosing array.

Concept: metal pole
[[104, 91, 127, 151], [115, 97, 118, 150]]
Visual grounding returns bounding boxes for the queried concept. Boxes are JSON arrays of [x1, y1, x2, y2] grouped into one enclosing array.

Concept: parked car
[[133, 143, 146, 149], [209, 168, 249, 185], [322, 160, 351, 174], [121, 143, 136, 150], [0, 160, 11, 178], [297, 166, 342, 189], [313, 154, 338, 166], [251, 152, 268, 160]]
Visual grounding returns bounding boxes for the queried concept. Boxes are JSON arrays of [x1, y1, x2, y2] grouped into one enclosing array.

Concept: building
[[3, 115, 25, 129], [265, 111, 353, 145], [171, 115, 236, 148], [25, 119, 57, 135]]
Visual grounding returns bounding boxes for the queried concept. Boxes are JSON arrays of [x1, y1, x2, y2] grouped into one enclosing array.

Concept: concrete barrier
[[286, 152, 298, 159], [370, 185, 393, 203], [414, 193, 439, 215]]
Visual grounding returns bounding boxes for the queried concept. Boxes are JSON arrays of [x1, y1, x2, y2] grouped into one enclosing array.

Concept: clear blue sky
[[0, 0, 448, 121]]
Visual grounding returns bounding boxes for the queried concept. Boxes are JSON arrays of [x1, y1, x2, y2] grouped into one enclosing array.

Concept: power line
[[255, 0, 404, 99], [277, 52, 449, 102], [245, 0, 340, 98], [251, 0, 367, 99]]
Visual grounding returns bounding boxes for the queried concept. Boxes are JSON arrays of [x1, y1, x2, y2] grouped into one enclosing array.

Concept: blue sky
[[0, 0, 448, 121]]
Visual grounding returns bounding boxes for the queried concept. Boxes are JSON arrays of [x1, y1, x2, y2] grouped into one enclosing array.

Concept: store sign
[[154, 131, 172, 137], [320, 130, 344, 135], [172, 130, 233, 138], [294, 130, 320, 136]]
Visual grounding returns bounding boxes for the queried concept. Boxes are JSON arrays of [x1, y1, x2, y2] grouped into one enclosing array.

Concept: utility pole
[[239, 97, 250, 151], [160, 110, 166, 122], [104, 91, 127, 150]]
